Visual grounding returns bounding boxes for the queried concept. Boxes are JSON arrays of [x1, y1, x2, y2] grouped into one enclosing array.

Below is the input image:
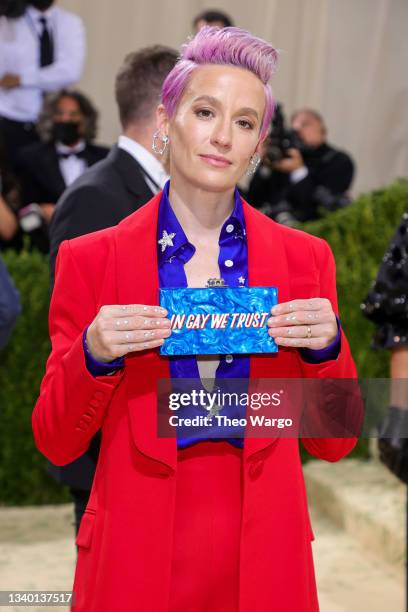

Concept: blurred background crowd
[[0, 1, 364, 260]]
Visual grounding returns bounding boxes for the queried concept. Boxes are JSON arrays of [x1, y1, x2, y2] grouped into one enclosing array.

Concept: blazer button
[[249, 460, 264, 479]]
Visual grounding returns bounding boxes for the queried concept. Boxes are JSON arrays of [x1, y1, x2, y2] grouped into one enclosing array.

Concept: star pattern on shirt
[[238, 276, 246, 285], [158, 230, 176, 252], [231, 228, 245, 241]]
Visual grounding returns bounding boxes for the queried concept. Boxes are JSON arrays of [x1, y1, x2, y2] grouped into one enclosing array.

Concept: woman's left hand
[[267, 298, 337, 349]]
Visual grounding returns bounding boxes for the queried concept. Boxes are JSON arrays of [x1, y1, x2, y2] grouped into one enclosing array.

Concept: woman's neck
[[168, 177, 235, 241]]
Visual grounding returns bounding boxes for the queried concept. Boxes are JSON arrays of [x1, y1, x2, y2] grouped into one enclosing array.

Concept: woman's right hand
[[86, 304, 172, 362]]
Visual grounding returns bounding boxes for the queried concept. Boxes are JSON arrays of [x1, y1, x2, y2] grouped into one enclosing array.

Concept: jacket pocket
[[75, 509, 96, 549]]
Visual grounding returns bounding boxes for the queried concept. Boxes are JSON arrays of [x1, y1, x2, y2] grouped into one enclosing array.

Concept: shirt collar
[[55, 140, 86, 155], [118, 135, 168, 190], [157, 179, 246, 265]]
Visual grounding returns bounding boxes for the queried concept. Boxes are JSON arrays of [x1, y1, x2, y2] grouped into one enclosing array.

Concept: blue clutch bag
[[159, 286, 278, 356]]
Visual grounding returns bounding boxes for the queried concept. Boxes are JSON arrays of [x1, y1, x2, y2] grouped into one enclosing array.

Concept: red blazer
[[33, 192, 359, 612]]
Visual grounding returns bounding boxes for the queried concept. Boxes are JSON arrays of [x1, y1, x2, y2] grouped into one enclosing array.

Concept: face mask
[[30, 0, 54, 11], [52, 121, 81, 146]]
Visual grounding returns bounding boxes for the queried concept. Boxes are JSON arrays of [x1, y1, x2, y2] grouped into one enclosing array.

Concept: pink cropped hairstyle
[[161, 26, 279, 142]]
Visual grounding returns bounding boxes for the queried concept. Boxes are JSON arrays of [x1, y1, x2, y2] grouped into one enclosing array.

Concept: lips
[[199, 154, 232, 168]]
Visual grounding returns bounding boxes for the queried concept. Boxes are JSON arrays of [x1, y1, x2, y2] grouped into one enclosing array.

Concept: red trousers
[[169, 441, 243, 612]]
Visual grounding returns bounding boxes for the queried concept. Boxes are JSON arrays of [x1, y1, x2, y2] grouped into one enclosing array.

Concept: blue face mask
[[30, 0, 54, 10]]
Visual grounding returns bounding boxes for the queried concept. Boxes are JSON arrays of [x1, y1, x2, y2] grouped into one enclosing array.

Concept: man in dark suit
[[16, 89, 108, 252], [48, 45, 178, 535]]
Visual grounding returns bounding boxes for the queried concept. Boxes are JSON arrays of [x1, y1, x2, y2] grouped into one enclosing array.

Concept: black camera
[[264, 104, 301, 164]]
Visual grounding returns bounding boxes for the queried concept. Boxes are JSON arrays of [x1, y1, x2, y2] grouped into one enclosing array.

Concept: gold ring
[[306, 326, 312, 339]]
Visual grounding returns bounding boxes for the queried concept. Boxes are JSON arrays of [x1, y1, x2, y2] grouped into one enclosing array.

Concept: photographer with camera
[[16, 89, 108, 253], [247, 107, 355, 224]]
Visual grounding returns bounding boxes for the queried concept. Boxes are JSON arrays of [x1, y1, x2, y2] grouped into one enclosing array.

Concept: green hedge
[[0, 249, 69, 505], [303, 179, 408, 377], [0, 179, 407, 505]]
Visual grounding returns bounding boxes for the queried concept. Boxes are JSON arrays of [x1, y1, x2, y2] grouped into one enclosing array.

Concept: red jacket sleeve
[[32, 240, 124, 465], [299, 238, 363, 462]]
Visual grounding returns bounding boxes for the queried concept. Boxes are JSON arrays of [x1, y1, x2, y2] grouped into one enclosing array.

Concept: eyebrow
[[192, 95, 259, 120]]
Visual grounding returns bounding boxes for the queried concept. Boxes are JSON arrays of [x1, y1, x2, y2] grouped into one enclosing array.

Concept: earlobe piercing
[[152, 131, 169, 155], [246, 153, 261, 176]]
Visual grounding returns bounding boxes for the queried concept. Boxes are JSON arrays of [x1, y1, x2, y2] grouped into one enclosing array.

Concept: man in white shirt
[[0, 0, 86, 167]]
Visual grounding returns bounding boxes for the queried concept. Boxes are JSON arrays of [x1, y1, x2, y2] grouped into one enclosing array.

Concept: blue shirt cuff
[[83, 327, 125, 377], [299, 316, 341, 364]]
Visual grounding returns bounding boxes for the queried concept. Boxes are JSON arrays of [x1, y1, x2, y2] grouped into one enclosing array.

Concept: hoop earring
[[152, 131, 169, 155], [246, 153, 261, 176]]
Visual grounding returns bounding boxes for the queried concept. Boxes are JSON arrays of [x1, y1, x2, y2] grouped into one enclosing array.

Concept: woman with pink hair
[[33, 27, 358, 611]]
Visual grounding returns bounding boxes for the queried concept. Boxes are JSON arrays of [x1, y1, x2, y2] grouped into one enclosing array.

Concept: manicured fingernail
[[154, 307, 167, 315]]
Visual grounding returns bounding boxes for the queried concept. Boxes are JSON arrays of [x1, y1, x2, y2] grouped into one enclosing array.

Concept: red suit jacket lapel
[[114, 193, 292, 471]]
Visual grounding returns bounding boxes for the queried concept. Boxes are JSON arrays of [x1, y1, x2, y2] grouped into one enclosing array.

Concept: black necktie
[[39, 17, 54, 67]]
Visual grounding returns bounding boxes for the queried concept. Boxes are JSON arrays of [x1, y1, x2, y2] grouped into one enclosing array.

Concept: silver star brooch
[[158, 230, 176, 252]]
